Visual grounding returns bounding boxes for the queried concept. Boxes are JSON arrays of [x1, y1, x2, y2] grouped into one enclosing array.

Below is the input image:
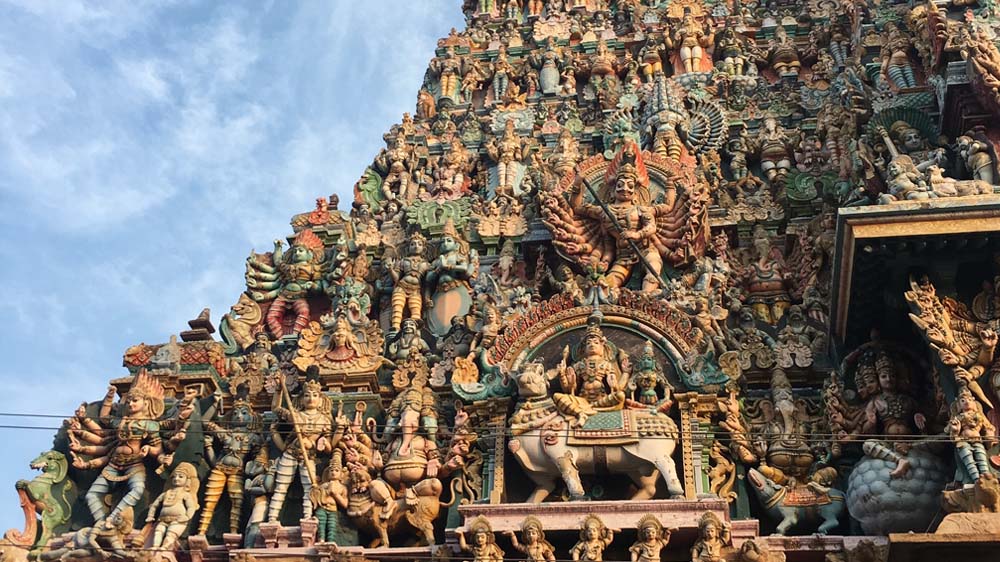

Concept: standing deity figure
[[691, 511, 732, 562], [37, 507, 134, 562], [267, 379, 333, 522], [198, 392, 263, 535], [629, 515, 675, 562], [430, 46, 463, 101], [457, 516, 505, 562], [956, 135, 996, 184], [484, 119, 532, 196], [549, 128, 582, 179], [491, 46, 516, 104], [948, 387, 996, 484], [386, 233, 430, 333], [146, 463, 200, 549], [310, 461, 350, 543], [665, 8, 711, 74], [639, 39, 664, 82], [73, 371, 166, 522], [505, 517, 556, 562], [425, 220, 479, 336], [242, 447, 275, 548], [715, 25, 754, 77], [570, 515, 614, 562], [246, 230, 325, 337], [531, 39, 563, 95], [880, 22, 918, 89]]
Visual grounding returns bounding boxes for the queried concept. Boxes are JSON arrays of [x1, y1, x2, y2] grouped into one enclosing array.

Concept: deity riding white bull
[[507, 361, 684, 502]]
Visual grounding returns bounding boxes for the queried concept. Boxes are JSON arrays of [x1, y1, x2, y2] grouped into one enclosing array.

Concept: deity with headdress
[[541, 141, 708, 293]]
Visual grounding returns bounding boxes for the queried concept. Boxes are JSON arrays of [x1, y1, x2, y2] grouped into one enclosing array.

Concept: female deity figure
[[629, 341, 674, 410], [948, 387, 996, 484], [639, 38, 664, 82], [716, 25, 753, 77], [242, 447, 275, 548], [73, 371, 166, 522], [880, 22, 918, 89], [425, 220, 479, 336], [267, 379, 333, 522], [690, 511, 732, 562], [665, 8, 711, 74], [531, 39, 563, 95], [146, 463, 200, 549], [385, 233, 430, 333], [629, 515, 674, 562], [570, 515, 614, 562], [549, 128, 582, 179], [457, 516, 505, 562], [433, 138, 473, 200], [198, 391, 263, 535], [505, 516, 556, 562]]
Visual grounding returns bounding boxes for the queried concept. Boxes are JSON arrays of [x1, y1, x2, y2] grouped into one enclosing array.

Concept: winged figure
[[540, 140, 710, 293]]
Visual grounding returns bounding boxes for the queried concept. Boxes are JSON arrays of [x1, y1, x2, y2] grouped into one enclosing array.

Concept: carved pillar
[[677, 392, 697, 500], [469, 397, 510, 504]]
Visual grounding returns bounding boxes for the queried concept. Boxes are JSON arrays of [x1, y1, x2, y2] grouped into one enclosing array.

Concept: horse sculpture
[[507, 362, 684, 502]]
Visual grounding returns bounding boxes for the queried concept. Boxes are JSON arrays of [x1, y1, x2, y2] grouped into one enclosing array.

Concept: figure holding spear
[[267, 375, 333, 522]]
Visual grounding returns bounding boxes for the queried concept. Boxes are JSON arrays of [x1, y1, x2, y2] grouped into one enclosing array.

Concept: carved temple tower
[[8, 1, 1000, 561]]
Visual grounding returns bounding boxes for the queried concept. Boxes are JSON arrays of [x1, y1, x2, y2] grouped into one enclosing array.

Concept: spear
[[579, 176, 667, 290], [279, 379, 318, 488]]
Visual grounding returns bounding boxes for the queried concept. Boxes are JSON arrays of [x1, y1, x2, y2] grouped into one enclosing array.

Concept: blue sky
[[0, 0, 464, 531]]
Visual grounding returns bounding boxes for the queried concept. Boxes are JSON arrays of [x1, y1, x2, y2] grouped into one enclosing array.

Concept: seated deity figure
[[857, 351, 927, 478], [552, 317, 629, 424]]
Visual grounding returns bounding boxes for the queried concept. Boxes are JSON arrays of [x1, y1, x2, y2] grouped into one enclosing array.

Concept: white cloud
[[0, 0, 467, 532]]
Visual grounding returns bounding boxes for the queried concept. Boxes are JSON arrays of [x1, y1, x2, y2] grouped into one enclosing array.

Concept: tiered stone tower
[[8, 1, 1000, 561]]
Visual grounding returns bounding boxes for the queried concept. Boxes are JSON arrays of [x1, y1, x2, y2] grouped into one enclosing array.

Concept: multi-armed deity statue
[[12, 0, 1000, 560]]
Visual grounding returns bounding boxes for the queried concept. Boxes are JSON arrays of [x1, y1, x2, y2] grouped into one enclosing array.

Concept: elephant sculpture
[[747, 468, 844, 535], [507, 361, 684, 502]]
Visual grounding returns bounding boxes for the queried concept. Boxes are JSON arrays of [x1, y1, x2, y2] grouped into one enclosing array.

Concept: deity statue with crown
[[245, 229, 326, 337], [551, 314, 631, 425], [425, 219, 479, 336], [540, 140, 709, 294]]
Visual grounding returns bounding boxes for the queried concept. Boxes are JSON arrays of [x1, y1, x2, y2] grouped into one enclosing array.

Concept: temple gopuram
[[9, 0, 1000, 561]]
